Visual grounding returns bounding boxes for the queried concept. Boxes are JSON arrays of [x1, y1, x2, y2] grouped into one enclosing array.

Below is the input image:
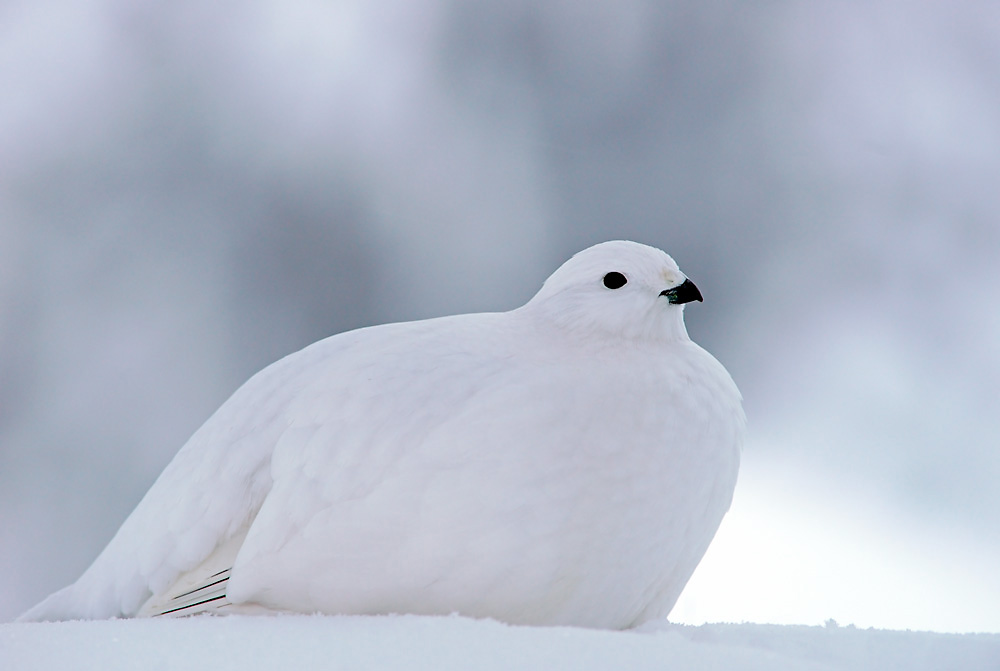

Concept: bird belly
[[224, 389, 740, 629]]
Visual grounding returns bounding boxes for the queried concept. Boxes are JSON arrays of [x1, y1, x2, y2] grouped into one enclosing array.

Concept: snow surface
[[2, 616, 997, 671]]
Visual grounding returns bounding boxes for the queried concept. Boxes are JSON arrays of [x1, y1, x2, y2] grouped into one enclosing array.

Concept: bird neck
[[517, 302, 691, 346]]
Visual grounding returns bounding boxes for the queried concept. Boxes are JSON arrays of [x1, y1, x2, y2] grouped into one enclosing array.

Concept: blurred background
[[2, 1, 999, 632]]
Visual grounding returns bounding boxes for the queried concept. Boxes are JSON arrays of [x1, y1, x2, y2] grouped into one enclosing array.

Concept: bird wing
[[221, 335, 743, 625], [20, 313, 509, 621]]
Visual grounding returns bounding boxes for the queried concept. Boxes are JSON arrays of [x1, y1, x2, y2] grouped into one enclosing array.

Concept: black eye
[[602, 272, 627, 289]]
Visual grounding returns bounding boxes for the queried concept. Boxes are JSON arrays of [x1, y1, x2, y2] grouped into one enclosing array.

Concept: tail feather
[[135, 528, 247, 617], [143, 569, 233, 617]]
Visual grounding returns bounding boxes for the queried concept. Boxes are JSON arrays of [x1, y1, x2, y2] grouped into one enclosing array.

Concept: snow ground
[[2, 615, 997, 671]]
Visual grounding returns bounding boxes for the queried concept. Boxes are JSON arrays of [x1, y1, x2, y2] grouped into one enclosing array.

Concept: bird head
[[524, 240, 702, 343]]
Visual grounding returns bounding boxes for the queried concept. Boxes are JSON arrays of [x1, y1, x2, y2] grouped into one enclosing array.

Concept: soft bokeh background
[[2, 1, 998, 632]]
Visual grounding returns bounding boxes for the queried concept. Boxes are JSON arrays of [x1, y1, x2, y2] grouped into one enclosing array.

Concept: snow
[[2, 616, 997, 671]]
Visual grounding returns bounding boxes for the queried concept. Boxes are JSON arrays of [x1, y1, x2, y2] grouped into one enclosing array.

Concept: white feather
[[20, 240, 744, 629]]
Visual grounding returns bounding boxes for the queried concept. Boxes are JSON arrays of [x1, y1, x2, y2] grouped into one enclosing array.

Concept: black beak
[[660, 279, 703, 304]]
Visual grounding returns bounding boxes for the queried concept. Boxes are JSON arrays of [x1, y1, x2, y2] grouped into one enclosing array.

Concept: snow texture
[[2, 616, 998, 671]]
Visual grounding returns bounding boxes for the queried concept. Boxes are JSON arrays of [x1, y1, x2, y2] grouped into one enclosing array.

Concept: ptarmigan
[[21, 240, 744, 629]]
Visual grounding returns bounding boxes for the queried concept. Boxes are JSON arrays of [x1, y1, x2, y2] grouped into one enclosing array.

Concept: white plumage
[[21, 240, 744, 629]]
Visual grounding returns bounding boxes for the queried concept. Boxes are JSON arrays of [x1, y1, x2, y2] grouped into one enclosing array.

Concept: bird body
[[21, 241, 744, 629]]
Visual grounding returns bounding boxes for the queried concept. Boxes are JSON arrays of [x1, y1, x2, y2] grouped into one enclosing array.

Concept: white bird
[[20, 240, 744, 629]]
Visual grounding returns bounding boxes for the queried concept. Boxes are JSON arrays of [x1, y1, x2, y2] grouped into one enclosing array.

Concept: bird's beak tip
[[660, 279, 703, 304]]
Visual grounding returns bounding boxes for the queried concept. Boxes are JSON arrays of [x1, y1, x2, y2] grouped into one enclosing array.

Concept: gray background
[[2, 1, 998, 630]]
